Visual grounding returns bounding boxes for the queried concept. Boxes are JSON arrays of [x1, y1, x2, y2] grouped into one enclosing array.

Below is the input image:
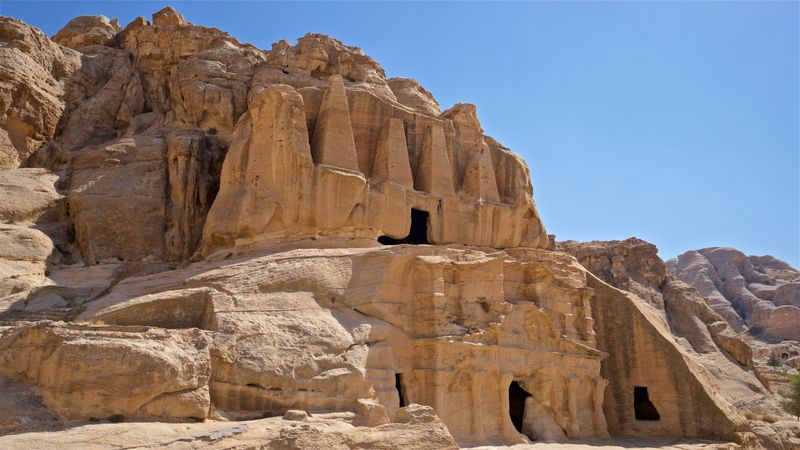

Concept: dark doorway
[[395, 373, 406, 407], [378, 209, 430, 245], [508, 381, 531, 433], [633, 386, 660, 421]]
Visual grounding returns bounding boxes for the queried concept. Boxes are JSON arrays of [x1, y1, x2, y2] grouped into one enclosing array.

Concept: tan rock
[[461, 148, 501, 202], [669, 248, 800, 342], [0, 413, 460, 449], [152, 6, 187, 27], [0, 168, 64, 316], [39, 44, 144, 157], [69, 242, 759, 445], [0, 169, 61, 224], [282, 409, 309, 421], [0, 8, 776, 449], [203, 79, 546, 251], [67, 134, 167, 264], [559, 238, 785, 436], [414, 123, 455, 196], [387, 78, 441, 117], [0, 322, 211, 420], [202, 83, 315, 250], [353, 398, 391, 427], [52, 15, 120, 49], [166, 128, 221, 261], [395, 404, 438, 424], [266, 33, 389, 86], [0, 18, 80, 168], [559, 238, 667, 308], [371, 118, 413, 187], [312, 75, 360, 172]]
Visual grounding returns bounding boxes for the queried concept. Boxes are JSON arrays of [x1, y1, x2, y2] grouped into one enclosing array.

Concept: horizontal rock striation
[[668, 248, 800, 342]]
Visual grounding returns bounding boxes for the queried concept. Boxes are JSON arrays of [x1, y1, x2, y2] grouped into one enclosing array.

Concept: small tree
[[768, 354, 783, 367], [781, 373, 800, 420]]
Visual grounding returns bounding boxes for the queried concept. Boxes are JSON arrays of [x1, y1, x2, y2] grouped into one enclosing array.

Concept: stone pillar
[[566, 376, 580, 438], [311, 74, 360, 172], [470, 370, 485, 440], [499, 371, 515, 439], [372, 117, 413, 187], [461, 147, 500, 202], [411, 262, 448, 337], [415, 123, 455, 196], [431, 369, 450, 424], [593, 377, 610, 438]]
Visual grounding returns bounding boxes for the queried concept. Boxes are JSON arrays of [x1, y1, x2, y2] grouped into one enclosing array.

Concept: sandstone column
[[415, 123, 455, 196], [566, 376, 580, 439], [499, 371, 515, 439], [461, 147, 500, 202], [371, 117, 413, 187], [470, 370, 484, 440], [311, 74, 360, 172], [593, 377, 610, 438]]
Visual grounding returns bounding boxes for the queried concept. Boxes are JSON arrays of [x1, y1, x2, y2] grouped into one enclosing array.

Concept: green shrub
[[767, 355, 783, 367], [107, 414, 126, 423], [781, 373, 800, 420]]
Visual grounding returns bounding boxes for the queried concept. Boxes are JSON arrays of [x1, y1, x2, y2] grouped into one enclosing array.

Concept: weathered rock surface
[[0, 412, 459, 449], [52, 16, 120, 49], [0, 18, 80, 168], [0, 322, 211, 420], [0, 7, 796, 450], [0, 168, 65, 317], [73, 245, 611, 444], [668, 248, 800, 342], [560, 239, 800, 448]]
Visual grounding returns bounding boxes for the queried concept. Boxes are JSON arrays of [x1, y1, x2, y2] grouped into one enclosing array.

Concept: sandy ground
[[0, 417, 738, 450], [469, 436, 737, 449]]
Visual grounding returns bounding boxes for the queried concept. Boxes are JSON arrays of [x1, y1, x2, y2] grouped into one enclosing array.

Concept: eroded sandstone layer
[[668, 248, 800, 343], [0, 7, 798, 449]]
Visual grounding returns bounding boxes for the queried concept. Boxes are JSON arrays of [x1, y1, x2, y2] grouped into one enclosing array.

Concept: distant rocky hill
[[668, 248, 800, 343], [0, 7, 798, 450]]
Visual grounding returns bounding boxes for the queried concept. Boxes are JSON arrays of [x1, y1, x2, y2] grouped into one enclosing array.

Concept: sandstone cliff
[[668, 248, 800, 343], [0, 7, 798, 450]]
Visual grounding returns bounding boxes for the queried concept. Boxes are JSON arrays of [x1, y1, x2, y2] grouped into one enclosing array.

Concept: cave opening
[[633, 386, 660, 421], [508, 381, 531, 433], [395, 373, 406, 407], [378, 208, 430, 245]]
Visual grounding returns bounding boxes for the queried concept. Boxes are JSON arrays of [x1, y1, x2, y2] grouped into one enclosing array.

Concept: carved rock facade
[[0, 7, 797, 449]]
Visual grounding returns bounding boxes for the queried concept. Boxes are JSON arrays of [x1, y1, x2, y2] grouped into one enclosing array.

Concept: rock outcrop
[[0, 7, 797, 450], [0, 18, 80, 168], [668, 248, 800, 342], [558, 239, 794, 443]]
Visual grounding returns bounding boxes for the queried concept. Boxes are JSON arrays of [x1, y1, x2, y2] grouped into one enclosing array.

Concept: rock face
[[52, 15, 120, 49], [69, 246, 611, 444], [0, 18, 80, 169], [0, 322, 211, 420], [558, 239, 793, 444], [203, 41, 549, 252], [668, 248, 800, 342], [0, 8, 797, 449]]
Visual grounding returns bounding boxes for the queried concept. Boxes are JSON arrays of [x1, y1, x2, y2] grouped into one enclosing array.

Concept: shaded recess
[[395, 373, 406, 407], [508, 381, 531, 433], [633, 386, 660, 421], [378, 208, 430, 245]]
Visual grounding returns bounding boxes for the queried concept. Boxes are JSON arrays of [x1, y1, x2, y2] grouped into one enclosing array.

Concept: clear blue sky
[[3, 1, 798, 267]]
